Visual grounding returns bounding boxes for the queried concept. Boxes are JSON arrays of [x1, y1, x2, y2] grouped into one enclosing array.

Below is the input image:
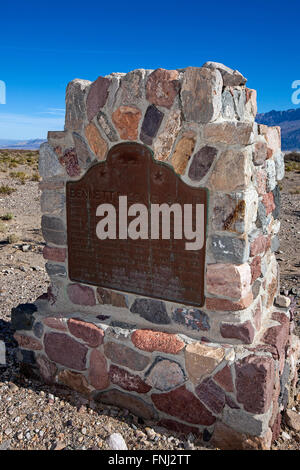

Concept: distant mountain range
[[0, 139, 46, 150], [256, 108, 300, 151]]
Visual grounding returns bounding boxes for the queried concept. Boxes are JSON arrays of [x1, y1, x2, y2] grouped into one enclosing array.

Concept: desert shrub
[[1, 213, 13, 221], [9, 171, 28, 184], [0, 185, 16, 195], [7, 234, 19, 244]]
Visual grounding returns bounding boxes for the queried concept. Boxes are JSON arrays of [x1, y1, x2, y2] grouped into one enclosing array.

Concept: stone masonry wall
[[12, 62, 300, 449]]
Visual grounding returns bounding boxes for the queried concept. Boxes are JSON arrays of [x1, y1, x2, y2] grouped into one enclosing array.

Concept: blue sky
[[0, 0, 299, 139]]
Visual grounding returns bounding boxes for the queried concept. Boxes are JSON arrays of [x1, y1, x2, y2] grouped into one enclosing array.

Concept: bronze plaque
[[66, 143, 207, 306]]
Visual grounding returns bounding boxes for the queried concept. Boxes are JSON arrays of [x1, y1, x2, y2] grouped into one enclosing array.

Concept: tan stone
[[212, 421, 272, 450], [84, 122, 108, 160], [204, 122, 253, 145], [185, 342, 225, 384], [58, 369, 91, 396], [208, 149, 251, 191], [112, 105, 142, 140], [181, 67, 222, 123], [154, 110, 181, 161], [171, 133, 196, 175], [245, 88, 257, 119]]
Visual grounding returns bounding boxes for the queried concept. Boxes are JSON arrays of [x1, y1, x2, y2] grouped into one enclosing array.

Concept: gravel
[[0, 161, 299, 450]]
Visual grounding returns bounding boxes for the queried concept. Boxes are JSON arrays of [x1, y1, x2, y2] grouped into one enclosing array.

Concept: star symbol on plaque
[[153, 170, 164, 183]]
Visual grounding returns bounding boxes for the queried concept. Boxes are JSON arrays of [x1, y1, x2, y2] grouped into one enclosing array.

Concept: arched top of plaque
[[66, 142, 207, 307]]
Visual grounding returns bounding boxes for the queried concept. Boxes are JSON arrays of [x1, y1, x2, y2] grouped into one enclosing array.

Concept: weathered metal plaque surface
[[66, 143, 207, 306]]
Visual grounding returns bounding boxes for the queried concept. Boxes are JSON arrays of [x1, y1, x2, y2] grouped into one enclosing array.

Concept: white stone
[[107, 433, 128, 450]]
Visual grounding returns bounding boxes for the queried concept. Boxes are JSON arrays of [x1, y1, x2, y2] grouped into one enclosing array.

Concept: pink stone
[[146, 68, 180, 109], [44, 332, 88, 370], [131, 330, 184, 354], [43, 246, 66, 263], [259, 125, 281, 158], [67, 318, 104, 347], [67, 284, 96, 306], [262, 192, 276, 215], [109, 365, 151, 393], [253, 302, 262, 331], [88, 349, 109, 390], [214, 365, 234, 393], [250, 234, 268, 256], [14, 333, 42, 350], [151, 386, 216, 426], [255, 169, 267, 195], [206, 292, 253, 312], [43, 316, 67, 331], [206, 263, 251, 300], [220, 321, 255, 344]]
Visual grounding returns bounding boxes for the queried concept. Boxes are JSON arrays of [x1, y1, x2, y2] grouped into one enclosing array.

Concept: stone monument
[[12, 62, 300, 449]]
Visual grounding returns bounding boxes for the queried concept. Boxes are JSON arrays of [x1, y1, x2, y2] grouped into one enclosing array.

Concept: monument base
[[11, 296, 299, 450]]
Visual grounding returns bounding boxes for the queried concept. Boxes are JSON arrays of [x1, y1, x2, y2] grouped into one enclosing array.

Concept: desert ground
[[0, 149, 299, 450]]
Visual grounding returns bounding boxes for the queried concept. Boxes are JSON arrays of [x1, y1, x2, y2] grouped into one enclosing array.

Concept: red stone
[[250, 234, 268, 256], [44, 332, 88, 370], [146, 68, 180, 109], [67, 284, 96, 306], [235, 355, 275, 414], [220, 321, 255, 344], [14, 333, 42, 350], [67, 318, 104, 347], [263, 312, 289, 359], [262, 192, 276, 215], [88, 349, 109, 390], [250, 256, 261, 282], [131, 330, 184, 354], [151, 385, 216, 425], [206, 292, 253, 312], [86, 76, 111, 121], [214, 365, 234, 393], [43, 246, 66, 262], [109, 365, 151, 393], [195, 378, 225, 414], [59, 149, 80, 177], [158, 419, 201, 436]]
